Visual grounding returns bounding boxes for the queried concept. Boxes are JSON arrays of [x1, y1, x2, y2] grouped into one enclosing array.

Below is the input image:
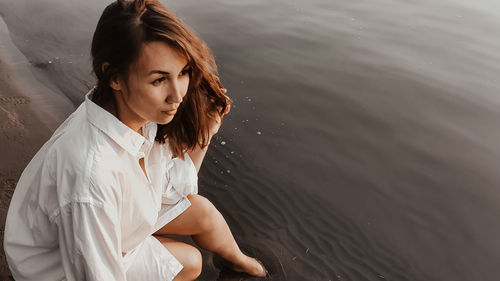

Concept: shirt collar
[[85, 88, 158, 157]]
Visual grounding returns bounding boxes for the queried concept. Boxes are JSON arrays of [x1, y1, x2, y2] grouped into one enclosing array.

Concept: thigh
[[126, 236, 183, 281], [154, 194, 217, 236]]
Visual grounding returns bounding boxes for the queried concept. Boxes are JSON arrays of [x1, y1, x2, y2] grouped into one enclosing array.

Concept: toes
[[221, 256, 268, 277], [253, 258, 268, 277]]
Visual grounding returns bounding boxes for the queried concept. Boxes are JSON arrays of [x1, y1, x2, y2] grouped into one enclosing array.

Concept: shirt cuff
[[161, 152, 198, 205]]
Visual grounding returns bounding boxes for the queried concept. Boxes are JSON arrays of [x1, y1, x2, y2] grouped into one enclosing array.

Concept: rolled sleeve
[[161, 152, 198, 205], [54, 200, 126, 281]]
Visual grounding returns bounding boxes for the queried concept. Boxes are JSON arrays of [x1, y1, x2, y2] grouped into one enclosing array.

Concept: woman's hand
[[208, 88, 231, 139], [189, 89, 230, 173]]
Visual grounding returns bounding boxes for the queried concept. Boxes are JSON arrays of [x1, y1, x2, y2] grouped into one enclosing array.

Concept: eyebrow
[[147, 63, 190, 76]]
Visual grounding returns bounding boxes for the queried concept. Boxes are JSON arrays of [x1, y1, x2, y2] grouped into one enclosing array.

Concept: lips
[[162, 109, 177, 116]]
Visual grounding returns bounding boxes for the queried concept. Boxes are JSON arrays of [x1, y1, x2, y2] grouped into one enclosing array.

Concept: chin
[[156, 116, 174, 125]]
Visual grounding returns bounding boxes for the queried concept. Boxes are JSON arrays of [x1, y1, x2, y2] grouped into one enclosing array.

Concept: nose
[[166, 79, 184, 104]]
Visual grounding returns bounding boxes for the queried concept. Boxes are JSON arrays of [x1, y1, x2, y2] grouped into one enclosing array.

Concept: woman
[[3, 0, 267, 280]]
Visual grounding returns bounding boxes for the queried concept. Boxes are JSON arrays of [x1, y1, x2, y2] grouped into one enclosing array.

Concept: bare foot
[[225, 255, 268, 277]]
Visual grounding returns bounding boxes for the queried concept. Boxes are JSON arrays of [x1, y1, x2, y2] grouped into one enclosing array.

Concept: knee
[[179, 246, 202, 280], [187, 194, 220, 232]]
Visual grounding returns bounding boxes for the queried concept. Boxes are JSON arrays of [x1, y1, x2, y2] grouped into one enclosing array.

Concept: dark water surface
[[1, 0, 500, 280]]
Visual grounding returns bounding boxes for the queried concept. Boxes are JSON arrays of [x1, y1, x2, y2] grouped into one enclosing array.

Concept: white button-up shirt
[[4, 89, 198, 281]]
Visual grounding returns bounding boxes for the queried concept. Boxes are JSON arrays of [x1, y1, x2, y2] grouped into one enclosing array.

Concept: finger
[[216, 104, 229, 116], [222, 103, 231, 115]]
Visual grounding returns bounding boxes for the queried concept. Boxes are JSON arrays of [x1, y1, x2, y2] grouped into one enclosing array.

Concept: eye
[[151, 77, 166, 86], [179, 68, 191, 77]]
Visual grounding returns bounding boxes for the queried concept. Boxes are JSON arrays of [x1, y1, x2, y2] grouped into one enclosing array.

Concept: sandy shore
[[0, 56, 54, 278], [0, 15, 75, 278]]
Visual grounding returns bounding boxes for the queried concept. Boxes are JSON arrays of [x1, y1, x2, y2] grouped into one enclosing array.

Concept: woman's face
[[112, 41, 190, 126]]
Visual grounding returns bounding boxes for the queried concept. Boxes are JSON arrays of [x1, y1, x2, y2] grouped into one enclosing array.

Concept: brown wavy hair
[[90, 0, 230, 158]]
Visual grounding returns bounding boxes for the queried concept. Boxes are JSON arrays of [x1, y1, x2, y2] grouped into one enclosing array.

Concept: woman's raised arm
[[188, 99, 231, 173], [188, 142, 210, 173]]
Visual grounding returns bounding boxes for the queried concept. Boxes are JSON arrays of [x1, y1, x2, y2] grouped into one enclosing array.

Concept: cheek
[[142, 88, 166, 111], [126, 81, 160, 110], [122, 76, 143, 101], [181, 78, 190, 98]]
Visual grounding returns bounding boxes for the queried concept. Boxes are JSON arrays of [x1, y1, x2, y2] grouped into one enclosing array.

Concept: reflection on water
[[1, 0, 500, 280]]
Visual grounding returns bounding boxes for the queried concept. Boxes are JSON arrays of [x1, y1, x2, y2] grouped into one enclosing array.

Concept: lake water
[[1, 0, 500, 280]]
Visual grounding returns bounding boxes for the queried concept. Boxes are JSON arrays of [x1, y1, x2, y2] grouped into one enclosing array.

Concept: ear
[[102, 62, 122, 91], [109, 75, 122, 92]]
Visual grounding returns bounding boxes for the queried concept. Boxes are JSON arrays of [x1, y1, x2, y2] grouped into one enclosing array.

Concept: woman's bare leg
[[153, 235, 202, 281], [154, 194, 267, 277]]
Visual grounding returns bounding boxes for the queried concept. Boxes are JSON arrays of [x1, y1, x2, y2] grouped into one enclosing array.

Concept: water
[[1, 0, 500, 280]]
